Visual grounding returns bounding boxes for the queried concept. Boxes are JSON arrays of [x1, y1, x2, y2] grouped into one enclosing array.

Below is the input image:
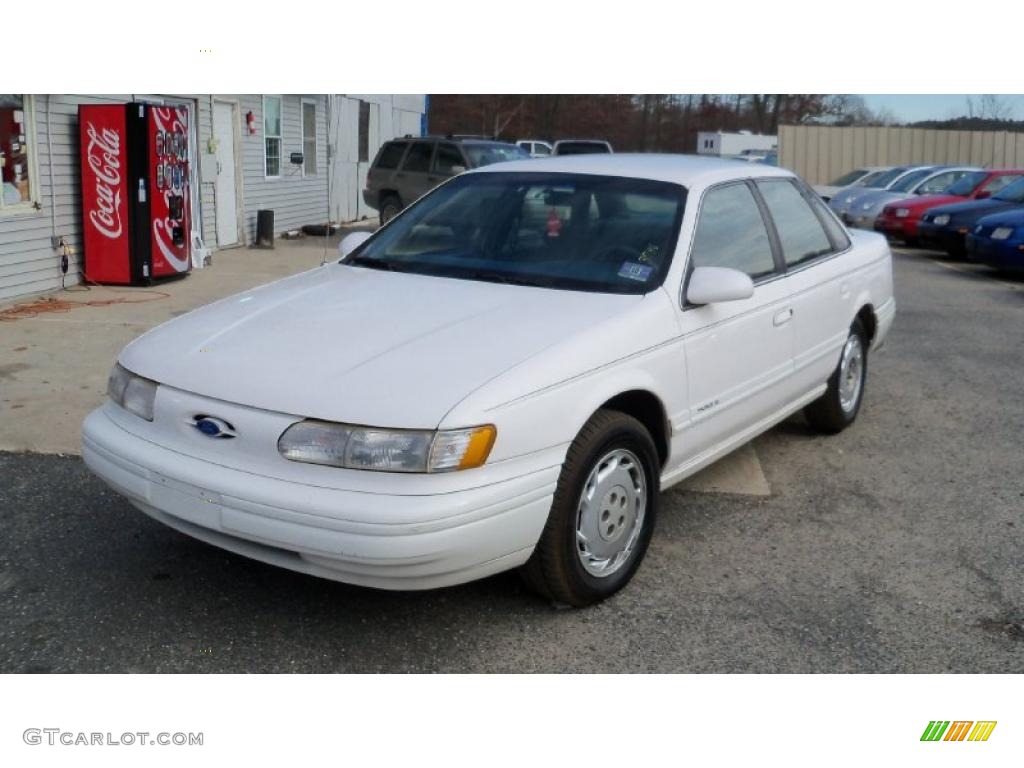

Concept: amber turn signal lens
[[459, 425, 497, 470]]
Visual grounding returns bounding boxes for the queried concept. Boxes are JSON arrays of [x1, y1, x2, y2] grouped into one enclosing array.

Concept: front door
[[678, 181, 795, 459], [213, 101, 239, 247]]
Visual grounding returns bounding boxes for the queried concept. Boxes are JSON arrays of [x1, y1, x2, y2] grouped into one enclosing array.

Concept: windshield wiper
[[467, 270, 552, 288], [347, 256, 411, 272]]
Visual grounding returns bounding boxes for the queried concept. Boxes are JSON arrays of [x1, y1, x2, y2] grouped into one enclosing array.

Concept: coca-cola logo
[[85, 122, 123, 239]]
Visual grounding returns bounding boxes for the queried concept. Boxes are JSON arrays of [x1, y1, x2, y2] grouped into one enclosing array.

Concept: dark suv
[[364, 137, 529, 224]]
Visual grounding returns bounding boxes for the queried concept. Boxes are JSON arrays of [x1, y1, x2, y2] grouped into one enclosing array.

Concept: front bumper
[[874, 215, 919, 240], [917, 222, 965, 254], [965, 235, 1024, 272], [845, 211, 881, 230], [82, 405, 557, 590]]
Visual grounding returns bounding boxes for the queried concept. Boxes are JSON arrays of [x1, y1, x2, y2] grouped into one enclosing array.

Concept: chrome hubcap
[[838, 334, 864, 413], [576, 449, 647, 578]]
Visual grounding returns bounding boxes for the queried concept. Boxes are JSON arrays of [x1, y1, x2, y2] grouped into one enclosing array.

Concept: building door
[[213, 101, 239, 246]]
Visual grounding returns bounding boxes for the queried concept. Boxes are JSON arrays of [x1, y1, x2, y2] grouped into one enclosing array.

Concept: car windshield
[[994, 176, 1024, 203], [464, 144, 530, 167], [344, 172, 685, 294], [556, 142, 611, 155], [944, 171, 988, 197], [865, 168, 904, 188], [831, 169, 868, 186], [889, 169, 934, 193]]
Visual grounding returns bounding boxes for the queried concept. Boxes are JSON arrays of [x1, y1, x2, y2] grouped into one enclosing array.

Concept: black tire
[[804, 318, 868, 434], [520, 409, 659, 607], [903, 236, 919, 248], [379, 195, 402, 226]]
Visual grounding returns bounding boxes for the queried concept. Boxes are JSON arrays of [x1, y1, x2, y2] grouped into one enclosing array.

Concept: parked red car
[[874, 169, 1024, 244]]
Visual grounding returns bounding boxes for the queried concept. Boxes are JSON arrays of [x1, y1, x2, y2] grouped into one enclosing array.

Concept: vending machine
[[79, 102, 191, 285]]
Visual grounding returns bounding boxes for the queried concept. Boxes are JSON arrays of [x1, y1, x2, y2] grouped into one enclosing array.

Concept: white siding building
[[697, 130, 777, 158], [0, 93, 426, 302], [328, 95, 427, 222]]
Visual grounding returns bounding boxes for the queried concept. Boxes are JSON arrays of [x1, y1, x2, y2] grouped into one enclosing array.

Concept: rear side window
[[804, 191, 851, 251], [434, 143, 465, 174], [402, 142, 434, 172], [756, 179, 834, 268], [691, 183, 776, 279], [375, 142, 406, 170]]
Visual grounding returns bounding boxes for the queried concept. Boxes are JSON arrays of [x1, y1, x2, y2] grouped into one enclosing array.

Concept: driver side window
[[691, 183, 776, 279]]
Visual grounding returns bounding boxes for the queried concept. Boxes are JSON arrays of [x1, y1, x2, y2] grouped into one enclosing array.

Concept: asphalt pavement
[[1, 248, 1022, 672]]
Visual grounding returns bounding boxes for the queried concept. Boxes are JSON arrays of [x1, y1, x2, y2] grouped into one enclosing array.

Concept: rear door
[[754, 178, 854, 395], [396, 140, 437, 203]]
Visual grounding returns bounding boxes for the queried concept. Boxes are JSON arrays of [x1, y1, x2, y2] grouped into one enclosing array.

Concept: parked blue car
[[917, 177, 1024, 257], [965, 209, 1024, 273]]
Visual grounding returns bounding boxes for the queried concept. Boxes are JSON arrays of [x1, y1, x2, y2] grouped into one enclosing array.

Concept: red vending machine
[[79, 103, 191, 285]]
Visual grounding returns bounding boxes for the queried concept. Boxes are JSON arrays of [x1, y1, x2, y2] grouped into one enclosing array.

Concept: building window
[[0, 94, 37, 212], [301, 100, 317, 176], [264, 95, 282, 177], [358, 101, 370, 163]]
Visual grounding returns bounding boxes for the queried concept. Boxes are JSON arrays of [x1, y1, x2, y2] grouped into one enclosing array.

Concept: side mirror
[[687, 266, 755, 305], [339, 230, 373, 258], [975, 190, 991, 200], [450, 164, 467, 175]]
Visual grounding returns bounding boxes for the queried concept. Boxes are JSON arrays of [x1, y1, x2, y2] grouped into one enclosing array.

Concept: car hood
[[895, 193, 964, 213], [927, 198, 1021, 223], [830, 188, 876, 210], [120, 264, 644, 428], [975, 208, 1024, 228]]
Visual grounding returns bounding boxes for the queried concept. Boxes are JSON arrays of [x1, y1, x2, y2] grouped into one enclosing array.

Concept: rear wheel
[[379, 195, 402, 226], [520, 410, 659, 607], [804, 319, 868, 433]]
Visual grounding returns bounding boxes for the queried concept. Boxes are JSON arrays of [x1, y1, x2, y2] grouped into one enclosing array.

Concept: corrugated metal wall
[[779, 124, 1024, 185]]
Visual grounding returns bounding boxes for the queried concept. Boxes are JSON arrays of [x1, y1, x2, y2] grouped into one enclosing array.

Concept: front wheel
[[804, 319, 868, 433], [520, 410, 659, 607]]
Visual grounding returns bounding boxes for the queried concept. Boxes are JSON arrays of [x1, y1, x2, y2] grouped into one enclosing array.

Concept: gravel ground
[[0, 248, 1021, 673]]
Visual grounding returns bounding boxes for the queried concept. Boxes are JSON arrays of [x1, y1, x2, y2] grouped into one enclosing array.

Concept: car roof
[[467, 153, 795, 187]]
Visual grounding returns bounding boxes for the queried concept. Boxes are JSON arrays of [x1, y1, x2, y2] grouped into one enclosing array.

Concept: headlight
[[861, 202, 874, 211], [107, 362, 157, 421], [933, 214, 951, 226], [278, 420, 496, 473], [895, 208, 910, 218], [991, 227, 1014, 240]]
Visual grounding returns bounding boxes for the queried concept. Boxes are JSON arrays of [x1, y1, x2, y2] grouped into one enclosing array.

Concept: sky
[[861, 94, 1024, 123]]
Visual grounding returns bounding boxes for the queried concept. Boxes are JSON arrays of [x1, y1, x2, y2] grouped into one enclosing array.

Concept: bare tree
[[966, 94, 1013, 121]]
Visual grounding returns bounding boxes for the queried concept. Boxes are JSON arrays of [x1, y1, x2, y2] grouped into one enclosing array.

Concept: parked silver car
[[813, 166, 888, 202], [841, 166, 980, 229], [829, 166, 926, 222]]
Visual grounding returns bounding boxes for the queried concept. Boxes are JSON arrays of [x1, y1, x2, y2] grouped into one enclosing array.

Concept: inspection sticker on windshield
[[618, 262, 653, 281]]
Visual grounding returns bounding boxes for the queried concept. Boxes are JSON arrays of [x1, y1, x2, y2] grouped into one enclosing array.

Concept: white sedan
[[82, 155, 895, 606]]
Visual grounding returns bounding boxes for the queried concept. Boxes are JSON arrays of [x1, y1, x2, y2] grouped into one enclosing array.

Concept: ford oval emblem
[[191, 414, 236, 439]]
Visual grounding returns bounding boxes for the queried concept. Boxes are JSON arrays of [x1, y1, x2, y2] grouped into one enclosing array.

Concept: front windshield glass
[[889, 169, 933, 193], [945, 171, 988, 197], [464, 144, 530, 167], [831, 169, 867, 186], [865, 168, 904, 188], [344, 172, 685, 294], [994, 176, 1024, 203]]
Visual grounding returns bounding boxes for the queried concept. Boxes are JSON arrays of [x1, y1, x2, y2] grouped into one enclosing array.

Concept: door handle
[[773, 308, 793, 326]]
